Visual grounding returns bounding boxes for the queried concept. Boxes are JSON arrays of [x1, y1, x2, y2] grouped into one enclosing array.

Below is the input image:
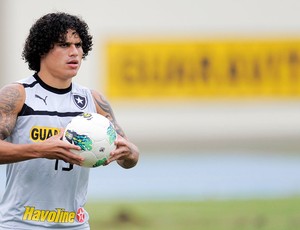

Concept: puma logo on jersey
[[35, 94, 48, 105]]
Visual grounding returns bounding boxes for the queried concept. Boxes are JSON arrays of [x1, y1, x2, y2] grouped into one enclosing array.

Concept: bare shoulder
[[0, 83, 25, 139], [91, 90, 126, 137], [0, 83, 25, 111], [90, 90, 112, 114]]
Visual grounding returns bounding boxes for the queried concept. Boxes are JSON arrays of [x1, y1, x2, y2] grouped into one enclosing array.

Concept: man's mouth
[[67, 60, 78, 64], [67, 60, 79, 68]]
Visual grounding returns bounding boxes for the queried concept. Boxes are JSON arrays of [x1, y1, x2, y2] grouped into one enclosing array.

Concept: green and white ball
[[63, 112, 117, 168]]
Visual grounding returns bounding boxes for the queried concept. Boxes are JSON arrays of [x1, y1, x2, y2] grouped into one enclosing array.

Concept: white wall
[[1, 0, 300, 152], [2, 0, 300, 87]]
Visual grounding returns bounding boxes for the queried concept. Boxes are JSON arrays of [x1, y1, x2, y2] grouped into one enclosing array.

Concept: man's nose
[[69, 44, 78, 56]]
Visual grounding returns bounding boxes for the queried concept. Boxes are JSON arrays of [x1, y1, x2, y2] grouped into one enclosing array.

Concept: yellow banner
[[106, 39, 300, 99]]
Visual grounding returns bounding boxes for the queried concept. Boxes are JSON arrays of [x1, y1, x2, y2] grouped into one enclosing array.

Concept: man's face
[[40, 29, 83, 81]]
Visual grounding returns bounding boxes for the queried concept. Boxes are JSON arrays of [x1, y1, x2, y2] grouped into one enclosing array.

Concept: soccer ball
[[63, 112, 117, 168]]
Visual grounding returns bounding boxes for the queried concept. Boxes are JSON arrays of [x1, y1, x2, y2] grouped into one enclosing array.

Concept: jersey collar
[[33, 73, 72, 94]]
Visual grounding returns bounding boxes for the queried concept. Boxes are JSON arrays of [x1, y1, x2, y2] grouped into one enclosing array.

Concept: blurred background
[[1, 0, 300, 202]]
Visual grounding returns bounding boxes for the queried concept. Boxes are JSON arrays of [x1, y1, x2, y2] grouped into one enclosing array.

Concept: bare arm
[[0, 84, 83, 165], [0, 84, 22, 140], [91, 90, 139, 168]]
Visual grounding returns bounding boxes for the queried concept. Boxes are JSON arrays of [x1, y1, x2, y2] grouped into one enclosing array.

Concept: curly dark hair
[[22, 12, 93, 72]]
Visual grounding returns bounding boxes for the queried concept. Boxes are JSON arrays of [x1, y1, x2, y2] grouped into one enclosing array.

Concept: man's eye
[[76, 43, 82, 48], [59, 43, 68, 48]]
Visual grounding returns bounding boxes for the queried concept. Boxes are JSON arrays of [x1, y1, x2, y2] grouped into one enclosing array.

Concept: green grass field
[[85, 197, 300, 230]]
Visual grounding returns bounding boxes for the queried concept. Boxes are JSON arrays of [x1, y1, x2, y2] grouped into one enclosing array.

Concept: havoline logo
[[30, 126, 60, 142], [22, 206, 77, 223]]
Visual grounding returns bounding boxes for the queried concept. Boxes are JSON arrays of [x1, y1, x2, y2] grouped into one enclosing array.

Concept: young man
[[0, 12, 139, 229]]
